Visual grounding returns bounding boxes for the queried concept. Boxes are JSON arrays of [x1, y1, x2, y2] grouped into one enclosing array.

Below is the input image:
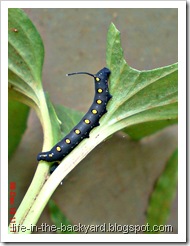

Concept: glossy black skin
[[37, 67, 112, 162]]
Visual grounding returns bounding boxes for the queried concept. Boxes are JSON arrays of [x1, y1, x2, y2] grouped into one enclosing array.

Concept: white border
[[0, 1, 186, 9], [1, 1, 186, 243]]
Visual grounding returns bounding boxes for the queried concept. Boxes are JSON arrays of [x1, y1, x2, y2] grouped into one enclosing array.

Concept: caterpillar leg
[[50, 162, 60, 174], [49, 162, 63, 185]]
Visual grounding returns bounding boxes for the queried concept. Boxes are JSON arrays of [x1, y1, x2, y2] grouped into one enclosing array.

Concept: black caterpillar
[[37, 67, 112, 163]]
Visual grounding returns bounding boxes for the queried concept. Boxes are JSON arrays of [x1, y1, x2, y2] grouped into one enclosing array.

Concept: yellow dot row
[[55, 92, 104, 151]]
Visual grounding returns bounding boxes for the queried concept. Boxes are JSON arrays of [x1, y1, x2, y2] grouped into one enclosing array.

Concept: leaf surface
[[146, 149, 178, 233], [102, 23, 178, 140], [8, 99, 30, 159], [49, 200, 75, 234], [8, 8, 44, 107]]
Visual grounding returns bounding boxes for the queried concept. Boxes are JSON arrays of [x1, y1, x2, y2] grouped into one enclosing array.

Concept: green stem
[[8, 120, 115, 233], [8, 89, 54, 233]]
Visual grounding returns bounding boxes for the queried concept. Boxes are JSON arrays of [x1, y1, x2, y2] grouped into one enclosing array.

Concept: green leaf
[[54, 104, 84, 136], [49, 200, 75, 234], [8, 10, 66, 232], [123, 119, 177, 141], [8, 8, 44, 108], [44, 93, 63, 145], [102, 23, 178, 140], [8, 99, 30, 159], [44, 102, 84, 146], [8, 9, 60, 150], [146, 149, 178, 233]]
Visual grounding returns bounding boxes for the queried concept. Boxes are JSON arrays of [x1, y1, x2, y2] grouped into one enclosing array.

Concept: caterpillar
[[37, 67, 112, 163]]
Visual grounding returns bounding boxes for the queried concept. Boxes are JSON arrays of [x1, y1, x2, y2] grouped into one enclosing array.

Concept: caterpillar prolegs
[[37, 67, 112, 164]]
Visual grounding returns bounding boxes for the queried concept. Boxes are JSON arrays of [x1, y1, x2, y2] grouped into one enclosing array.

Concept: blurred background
[[9, 8, 178, 233]]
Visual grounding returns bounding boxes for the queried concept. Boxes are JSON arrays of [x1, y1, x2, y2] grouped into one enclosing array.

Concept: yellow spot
[[92, 109, 98, 114], [84, 119, 90, 124], [96, 99, 102, 104], [95, 77, 100, 82], [65, 138, 71, 144], [98, 88, 103, 93], [49, 153, 53, 157], [56, 146, 61, 152], [75, 129, 81, 134]]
